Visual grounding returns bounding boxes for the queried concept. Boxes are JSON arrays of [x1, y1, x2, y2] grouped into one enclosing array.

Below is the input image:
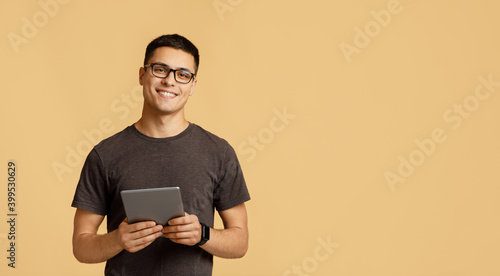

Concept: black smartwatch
[[196, 223, 210, 246]]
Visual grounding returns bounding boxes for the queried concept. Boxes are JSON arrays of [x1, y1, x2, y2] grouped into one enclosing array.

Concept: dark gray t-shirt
[[71, 123, 250, 276]]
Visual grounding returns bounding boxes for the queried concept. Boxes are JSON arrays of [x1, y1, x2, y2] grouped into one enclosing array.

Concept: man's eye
[[178, 71, 191, 79]]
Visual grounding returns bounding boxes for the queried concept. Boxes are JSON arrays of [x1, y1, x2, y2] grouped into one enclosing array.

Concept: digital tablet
[[121, 187, 185, 226]]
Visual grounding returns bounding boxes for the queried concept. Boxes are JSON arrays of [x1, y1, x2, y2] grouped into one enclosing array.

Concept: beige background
[[1, 0, 500, 275]]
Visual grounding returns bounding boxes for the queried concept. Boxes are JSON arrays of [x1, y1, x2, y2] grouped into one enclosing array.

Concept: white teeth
[[159, 91, 176, 97]]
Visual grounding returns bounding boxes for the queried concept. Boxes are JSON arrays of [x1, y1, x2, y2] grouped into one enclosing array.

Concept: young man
[[71, 34, 250, 275]]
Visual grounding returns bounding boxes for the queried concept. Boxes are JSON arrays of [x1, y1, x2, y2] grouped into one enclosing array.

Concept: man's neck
[[134, 112, 189, 138]]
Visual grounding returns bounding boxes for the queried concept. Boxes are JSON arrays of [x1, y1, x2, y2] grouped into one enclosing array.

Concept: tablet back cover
[[121, 187, 184, 225]]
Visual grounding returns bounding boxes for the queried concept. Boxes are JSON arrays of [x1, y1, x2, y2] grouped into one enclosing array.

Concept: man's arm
[[163, 203, 249, 258], [72, 208, 164, 263], [202, 203, 249, 258]]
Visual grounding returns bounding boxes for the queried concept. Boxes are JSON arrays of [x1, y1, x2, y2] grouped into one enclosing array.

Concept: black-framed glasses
[[144, 63, 196, 84]]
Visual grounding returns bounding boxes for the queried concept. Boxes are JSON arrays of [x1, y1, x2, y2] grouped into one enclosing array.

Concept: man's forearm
[[73, 230, 123, 264], [200, 226, 248, 258]]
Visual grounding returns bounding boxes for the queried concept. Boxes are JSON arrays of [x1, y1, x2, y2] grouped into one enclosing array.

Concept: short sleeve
[[213, 145, 250, 211], [71, 149, 110, 215]]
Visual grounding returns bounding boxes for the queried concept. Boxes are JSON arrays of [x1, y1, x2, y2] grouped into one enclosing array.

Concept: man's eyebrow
[[153, 62, 194, 73]]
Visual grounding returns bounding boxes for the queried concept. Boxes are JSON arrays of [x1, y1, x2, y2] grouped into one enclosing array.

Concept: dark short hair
[[144, 34, 200, 74]]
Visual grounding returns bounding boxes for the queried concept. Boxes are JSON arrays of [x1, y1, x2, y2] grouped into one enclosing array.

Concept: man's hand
[[162, 213, 202, 246], [115, 219, 164, 253]]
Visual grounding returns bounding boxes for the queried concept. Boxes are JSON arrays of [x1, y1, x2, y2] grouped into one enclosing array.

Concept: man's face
[[139, 46, 197, 117]]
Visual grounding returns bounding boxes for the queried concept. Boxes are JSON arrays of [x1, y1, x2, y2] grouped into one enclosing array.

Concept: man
[[71, 34, 250, 275]]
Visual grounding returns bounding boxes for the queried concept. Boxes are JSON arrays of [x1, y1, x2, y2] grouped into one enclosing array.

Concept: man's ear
[[139, 67, 145, 85], [189, 79, 197, 96]]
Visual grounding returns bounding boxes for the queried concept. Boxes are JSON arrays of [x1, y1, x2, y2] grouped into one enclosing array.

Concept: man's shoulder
[[93, 125, 135, 151], [190, 123, 232, 148]]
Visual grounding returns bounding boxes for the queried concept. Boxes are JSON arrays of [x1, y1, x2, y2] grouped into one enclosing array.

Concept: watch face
[[202, 224, 210, 240], [197, 223, 209, 246]]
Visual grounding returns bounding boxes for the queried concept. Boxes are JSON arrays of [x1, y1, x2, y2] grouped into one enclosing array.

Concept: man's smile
[[157, 89, 178, 99]]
